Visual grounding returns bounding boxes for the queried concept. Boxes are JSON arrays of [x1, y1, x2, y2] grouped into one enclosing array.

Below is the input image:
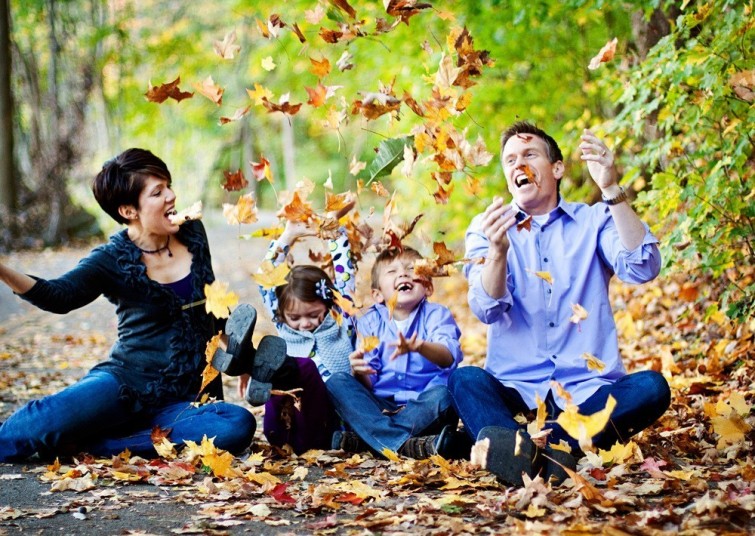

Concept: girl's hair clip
[[315, 278, 333, 301]]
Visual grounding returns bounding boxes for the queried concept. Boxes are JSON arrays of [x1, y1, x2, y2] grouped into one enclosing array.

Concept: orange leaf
[[333, 289, 359, 317], [371, 181, 391, 198], [223, 193, 258, 225], [359, 335, 379, 352], [310, 57, 331, 79], [386, 292, 398, 319], [433, 241, 457, 266], [277, 190, 315, 223], [200, 331, 222, 393], [306, 83, 328, 108], [144, 76, 193, 103], [588, 37, 618, 70], [261, 95, 302, 116]]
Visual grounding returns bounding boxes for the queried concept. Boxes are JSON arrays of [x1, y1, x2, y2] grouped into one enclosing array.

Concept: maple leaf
[[640, 457, 670, 479], [202, 449, 235, 478], [223, 193, 258, 225], [516, 214, 532, 232], [213, 29, 240, 60], [711, 412, 751, 448], [310, 57, 331, 79], [254, 261, 291, 289], [359, 335, 379, 352], [262, 95, 303, 116], [221, 169, 248, 191], [349, 156, 366, 176], [277, 190, 314, 223], [433, 241, 457, 266], [193, 76, 223, 106], [551, 381, 573, 404], [247, 83, 273, 106], [556, 395, 617, 448], [553, 459, 608, 503], [305, 5, 325, 24], [267, 14, 287, 38], [319, 27, 345, 44], [570, 303, 589, 324], [436, 53, 462, 90], [250, 156, 273, 183], [582, 352, 606, 372], [351, 92, 401, 120], [325, 191, 355, 216], [219, 105, 251, 125], [144, 76, 193, 103], [306, 83, 328, 108], [534, 393, 547, 432], [270, 482, 297, 504], [527, 269, 553, 285], [371, 181, 391, 197], [204, 281, 239, 319], [168, 201, 203, 225], [261, 56, 276, 71], [200, 331, 222, 393], [588, 37, 618, 70]]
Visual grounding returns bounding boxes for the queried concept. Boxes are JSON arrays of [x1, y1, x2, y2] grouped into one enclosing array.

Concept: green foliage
[[602, 0, 754, 321], [364, 136, 413, 184]]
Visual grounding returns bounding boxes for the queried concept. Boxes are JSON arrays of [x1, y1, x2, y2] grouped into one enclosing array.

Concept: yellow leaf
[[711, 413, 751, 448], [247, 83, 273, 106], [246, 471, 282, 486], [359, 335, 379, 352], [597, 440, 637, 465], [204, 281, 239, 319], [728, 391, 751, 416], [582, 352, 606, 372], [202, 450, 235, 478], [570, 303, 588, 324], [261, 56, 276, 71], [382, 448, 401, 462], [153, 437, 177, 459], [550, 381, 573, 405], [534, 392, 546, 432], [112, 471, 142, 482], [223, 193, 258, 225], [527, 269, 553, 285], [253, 261, 290, 289], [556, 395, 617, 449], [386, 292, 399, 319], [200, 331, 222, 393], [248, 226, 283, 239], [333, 289, 359, 317]]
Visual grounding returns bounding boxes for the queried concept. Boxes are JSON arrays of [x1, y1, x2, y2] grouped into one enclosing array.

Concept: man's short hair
[[370, 247, 423, 290], [499, 121, 563, 164]]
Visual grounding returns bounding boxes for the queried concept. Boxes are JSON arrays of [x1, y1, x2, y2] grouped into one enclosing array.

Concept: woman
[[0, 148, 257, 461]]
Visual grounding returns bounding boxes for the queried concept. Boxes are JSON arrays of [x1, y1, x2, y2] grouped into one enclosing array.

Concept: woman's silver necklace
[[136, 235, 173, 257]]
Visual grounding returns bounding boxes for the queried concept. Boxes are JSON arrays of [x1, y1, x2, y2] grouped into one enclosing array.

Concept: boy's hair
[[276, 265, 335, 320], [92, 148, 172, 224], [370, 247, 424, 290]]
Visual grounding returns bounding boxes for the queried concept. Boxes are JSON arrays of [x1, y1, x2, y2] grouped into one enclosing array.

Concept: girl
[[247, 210, 357, 454]]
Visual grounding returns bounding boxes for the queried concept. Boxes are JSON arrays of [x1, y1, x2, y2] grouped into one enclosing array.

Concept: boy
[[326, 247, 469, 459]]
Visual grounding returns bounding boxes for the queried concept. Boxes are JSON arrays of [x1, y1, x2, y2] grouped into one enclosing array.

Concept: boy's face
[[372, 255, 432, 319]]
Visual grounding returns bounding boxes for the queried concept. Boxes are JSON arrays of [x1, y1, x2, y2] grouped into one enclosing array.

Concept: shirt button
[[547, 289, 552, 294], [552, 354, 558, 360], [543, 257, 549, 262], [549, 322, 555, 327], [397, 374, 404, 380]]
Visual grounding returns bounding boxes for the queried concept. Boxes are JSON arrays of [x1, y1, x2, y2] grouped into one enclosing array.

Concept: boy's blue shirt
[[358, 297, 463, 404]]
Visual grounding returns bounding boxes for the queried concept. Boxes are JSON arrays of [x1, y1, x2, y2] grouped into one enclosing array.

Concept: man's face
[[501, 134, 563, 216]]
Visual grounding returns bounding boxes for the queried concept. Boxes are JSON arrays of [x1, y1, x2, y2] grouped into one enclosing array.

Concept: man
[[449, 121, 670, 487]]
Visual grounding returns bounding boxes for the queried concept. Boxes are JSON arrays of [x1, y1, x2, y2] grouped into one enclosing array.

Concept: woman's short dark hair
[[92, 148, 172, 224], [275, 265, 335, 321]]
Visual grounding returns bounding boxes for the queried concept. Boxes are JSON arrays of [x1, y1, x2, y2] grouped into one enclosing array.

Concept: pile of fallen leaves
[[2, 264, 753, 534]]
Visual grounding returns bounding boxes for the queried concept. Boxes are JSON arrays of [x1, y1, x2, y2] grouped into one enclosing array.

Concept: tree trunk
[[0, 0, 15, 217]]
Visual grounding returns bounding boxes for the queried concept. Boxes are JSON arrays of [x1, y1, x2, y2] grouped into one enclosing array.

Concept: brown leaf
[[219, 105, 251, 125], [144, 76, 193, 103], [588, 37, 618, 70], [262, 96, 302, 116], [330, 0, 357, 19], [319, 27, 345, 44], [193, 76, 224, 105], [291, 22, 307, 43], [222, 169, 249, 192]]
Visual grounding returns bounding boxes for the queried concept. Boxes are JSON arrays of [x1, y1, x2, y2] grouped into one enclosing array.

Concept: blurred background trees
[[1, 0, 752, 320]]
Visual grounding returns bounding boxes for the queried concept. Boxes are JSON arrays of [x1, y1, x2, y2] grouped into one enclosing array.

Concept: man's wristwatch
[[602, 186, 628, 206]]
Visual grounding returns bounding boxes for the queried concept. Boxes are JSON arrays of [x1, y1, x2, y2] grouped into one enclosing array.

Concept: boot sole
[[251, 335, 288, 382], [477, 426, 536, 487], [212, 304, 257, 375]]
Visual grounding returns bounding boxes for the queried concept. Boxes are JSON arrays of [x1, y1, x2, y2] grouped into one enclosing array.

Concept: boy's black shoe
[[476, 426, 537, 487], [540, 445, 577, 485], [434, 425, 474, 460], [331, 431, 369, 453], [212, 304, 257, 376]]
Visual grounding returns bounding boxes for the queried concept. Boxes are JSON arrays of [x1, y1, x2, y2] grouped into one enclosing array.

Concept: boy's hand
[[237, 373, 250, 399], [279, 221, 316, 246], [349, 349, 376, 376], [389, 332, 423, 360]]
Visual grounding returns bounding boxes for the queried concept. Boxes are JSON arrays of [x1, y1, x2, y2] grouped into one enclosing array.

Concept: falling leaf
[[261, 56, 276, 71], [336, 50, 354, 71], [331, 0, 357, 19], [291, 22, 307, 43], [554, 460, 608, 503], [470, 437, 490, 468], [223, 193, 258, 225], [145, 76, 193, 103], [371, 181, 391, 198], [306, 83, 328, 107], [256, 18, 270, 38], [516, 214, 532, 232], [386, 292, 398, 319], [222, 169, 249, 192], [261, 95, 303, 116], [247, 83, 273, 106], [333, 289, 359, 317], [193, 76, 223, 105], [310, 57, 331, 79], [219, 105, 251, 125], [359, 335, 379, 352], [254, 261, 291, 289], [351, 92, 401, 120], [582, 352, 606, 372], [556, 395, 617, 448], [534, 392, 547, 432], [213, 30, 240, 60], [401, 144, 416, 177], [168, 201, 203, 225], [588, 37, 618, 70], [277, 190, 315, 223], [305, 5, 325, 24], [527, 269, 553, 285], [204, 281, 239, 319], [350, 156, 366, 176], [570, 303, 589, 324], [433, 183, 453, 205], [200, 331, 222, 393], [319, 27, 345, 44]]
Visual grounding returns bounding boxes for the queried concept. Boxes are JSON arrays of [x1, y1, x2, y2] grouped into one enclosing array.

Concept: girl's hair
[[92, 148, 172, 224], [275, 265, 335, 320]]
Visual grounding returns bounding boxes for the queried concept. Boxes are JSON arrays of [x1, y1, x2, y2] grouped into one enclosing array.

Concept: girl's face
[[283, 297, 328, 332]]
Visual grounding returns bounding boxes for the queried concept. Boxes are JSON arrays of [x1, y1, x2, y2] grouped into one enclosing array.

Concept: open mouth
[[165, 208, 177, 218], [396, 282, 413, 292], [515, 175, 530, 187]]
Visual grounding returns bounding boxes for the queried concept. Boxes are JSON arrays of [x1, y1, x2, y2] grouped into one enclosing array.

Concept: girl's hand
[[349, 349, 376, 376], [279, 221, 316, 246]]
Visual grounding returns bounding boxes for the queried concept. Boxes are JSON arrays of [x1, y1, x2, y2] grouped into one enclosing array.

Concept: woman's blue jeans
[[0, 369, 256, 462], [326, 372, 458, 453], [448, 366, 670, 452]]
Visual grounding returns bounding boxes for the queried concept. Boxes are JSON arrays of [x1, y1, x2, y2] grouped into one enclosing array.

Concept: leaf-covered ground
[[0, 232, 753, 535]]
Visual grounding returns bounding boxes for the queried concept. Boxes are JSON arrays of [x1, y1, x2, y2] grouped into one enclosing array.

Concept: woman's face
[[135, 176, 178, 234], [282, 297, 328, 332]]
